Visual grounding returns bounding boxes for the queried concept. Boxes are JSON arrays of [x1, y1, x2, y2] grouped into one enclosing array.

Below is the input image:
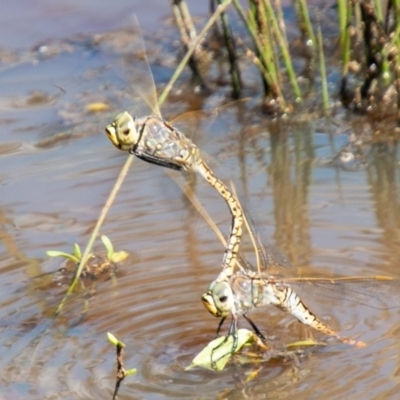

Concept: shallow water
[[2, 3, 400, 400]]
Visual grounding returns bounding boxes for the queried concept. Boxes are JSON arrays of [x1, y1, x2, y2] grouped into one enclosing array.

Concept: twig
[[217, 0, 242, 98], [159, 0, 232, 105], [170, 0, 206, 88], [112, 341, 125, 400]]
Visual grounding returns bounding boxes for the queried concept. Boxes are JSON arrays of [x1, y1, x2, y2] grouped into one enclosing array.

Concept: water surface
[[1, 3, 400, 400]]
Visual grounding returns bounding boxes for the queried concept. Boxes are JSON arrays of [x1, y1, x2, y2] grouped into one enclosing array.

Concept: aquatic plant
[[107, 332, 137, 399], [170, 0, 400, 118], [47, 235, 128, 265]]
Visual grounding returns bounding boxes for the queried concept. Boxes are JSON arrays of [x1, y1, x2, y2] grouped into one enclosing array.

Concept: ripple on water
[[2, 28, 400, 398]]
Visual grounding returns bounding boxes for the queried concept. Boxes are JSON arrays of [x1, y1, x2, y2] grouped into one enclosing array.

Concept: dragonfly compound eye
[[207, 281, 235, 317], [107, 111, 139, 151], [218, 295, 228, 303]]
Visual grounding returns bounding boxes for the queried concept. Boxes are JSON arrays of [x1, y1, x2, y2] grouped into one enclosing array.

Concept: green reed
[[316, 23, 329, 114], [216, 0, 242, 98], [171, 0, 400, 117], [337, 0, 400, 114], [338, 0, 351, 79]]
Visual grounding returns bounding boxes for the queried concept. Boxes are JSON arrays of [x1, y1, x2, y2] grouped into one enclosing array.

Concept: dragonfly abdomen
[[195, 159, 244, 281], [107, 111, 244, 282], [276, 284, 337, 336]]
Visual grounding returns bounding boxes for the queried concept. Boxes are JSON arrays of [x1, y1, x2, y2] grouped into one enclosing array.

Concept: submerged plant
[[47, 235, 128, 283], [186, 329, 264, 371], [47, 242, 83, 264], [107, 332, 137, 400], [187, 328, 323, 372], [47, 235, 128, 265]]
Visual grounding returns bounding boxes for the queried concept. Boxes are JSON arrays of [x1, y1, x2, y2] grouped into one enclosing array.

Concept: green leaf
[[186, 329, 255, 371], [110, 251, 129, 263], [73, 243, 82, 260], [125, 368, 137, 376], [101, 235, 114, 260], [107, 332, 125, 348], [46, 250, 80, 263]]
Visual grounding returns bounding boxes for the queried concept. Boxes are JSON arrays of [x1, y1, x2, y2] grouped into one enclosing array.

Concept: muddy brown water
[[2, 2, 400, 400]]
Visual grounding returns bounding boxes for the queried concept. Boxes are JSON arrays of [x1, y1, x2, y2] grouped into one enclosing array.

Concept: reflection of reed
[[0, 207, 39, 275], [366, 141, 400, 252], [269, 123, 314, 266], [234, 120, 314, 267]]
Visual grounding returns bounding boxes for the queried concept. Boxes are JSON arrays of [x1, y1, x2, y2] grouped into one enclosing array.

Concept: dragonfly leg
[[243, 313, 266, 340], [215, 316, 226, 337], [227, 314, 239, 352], [210, 314, 238, 369]]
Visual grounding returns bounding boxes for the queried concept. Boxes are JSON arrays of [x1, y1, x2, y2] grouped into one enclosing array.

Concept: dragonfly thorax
[[230, 273, 288, 314], [105, 111, 140, 151], [201, 280, 235, 318]]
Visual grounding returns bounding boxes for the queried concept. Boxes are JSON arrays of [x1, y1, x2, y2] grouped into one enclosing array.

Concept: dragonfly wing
[[289, 277, 400, 310], [259, 240, 294, 270], [233, 207, 295, 277], [106, 15, 161, 117], [169, 99, 251, 149]]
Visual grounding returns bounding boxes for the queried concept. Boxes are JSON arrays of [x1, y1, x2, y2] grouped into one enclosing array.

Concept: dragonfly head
[[105, 111, 139, 151], [201, 280, 234, 318]]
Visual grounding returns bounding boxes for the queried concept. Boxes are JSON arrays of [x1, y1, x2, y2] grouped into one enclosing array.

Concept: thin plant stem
[[338, 0, 347, 59], [264, 0, 302, 101], [159, 0, 232, 105], [354, 1, 362, 44], [178, 0, 198, 39], [259, 0, 280, 86], [171, 0, 207, 88], [55, 155, 134, 315], [217, 0, 242, 98], [339, 0, 352, 101], [233, 0, 287, 110], [171, 1, 191, 44], [274, 0, 287, 41], [392, 0, 400, 113], [374, 0, 383, 23], [296, 0, 316, 51], [373, 0, 390, 85], [317, 22, 329, 113]]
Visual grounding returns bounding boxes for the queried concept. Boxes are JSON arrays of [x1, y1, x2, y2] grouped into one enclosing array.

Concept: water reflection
[[368, 141, 400, 240]]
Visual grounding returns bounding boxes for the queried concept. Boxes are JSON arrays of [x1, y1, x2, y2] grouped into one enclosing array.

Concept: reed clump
[[170, 0, 400, 120]]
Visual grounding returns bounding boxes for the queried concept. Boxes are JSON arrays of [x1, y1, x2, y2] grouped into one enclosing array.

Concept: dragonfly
[[201, 207, 400, 361], [104, 21, 242, 282]]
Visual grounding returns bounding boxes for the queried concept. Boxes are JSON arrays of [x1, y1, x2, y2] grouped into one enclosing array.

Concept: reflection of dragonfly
[[201, 209, 400, 357], [104, 24, 242, 280]]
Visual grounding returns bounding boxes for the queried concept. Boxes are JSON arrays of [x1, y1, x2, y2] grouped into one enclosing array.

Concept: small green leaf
[[107, 332, 125, 348], [186, 329, 255, 371], [107, 332, 118, 346], [101, 235, 114, 260], [73, 243, 82, 260], [125, 368, 137, 376], [110, 251, 129, 263], [46, 250, 80, 263]]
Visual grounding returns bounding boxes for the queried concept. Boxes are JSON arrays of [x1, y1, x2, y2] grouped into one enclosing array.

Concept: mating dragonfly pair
[[104, 30, 400, 358]]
